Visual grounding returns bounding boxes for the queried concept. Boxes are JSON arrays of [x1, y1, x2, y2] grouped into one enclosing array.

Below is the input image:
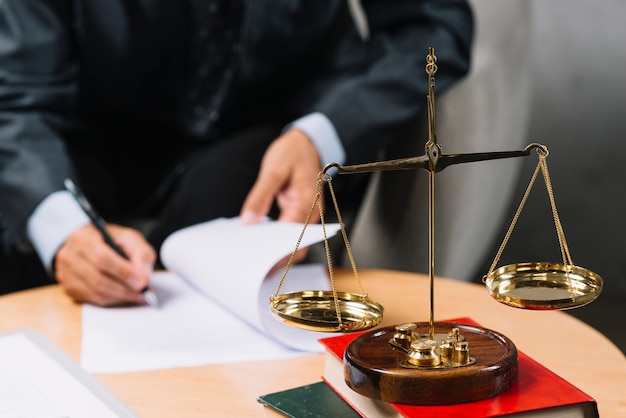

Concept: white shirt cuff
[[27, 190, 91, 273], [287, 112, 346, 167]]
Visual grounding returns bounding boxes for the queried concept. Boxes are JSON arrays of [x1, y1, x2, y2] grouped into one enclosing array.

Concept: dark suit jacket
[[0, 0, 473, 250]]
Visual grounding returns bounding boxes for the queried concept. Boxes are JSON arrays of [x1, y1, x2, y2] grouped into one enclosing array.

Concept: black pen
[[64, 178, 159, 308]]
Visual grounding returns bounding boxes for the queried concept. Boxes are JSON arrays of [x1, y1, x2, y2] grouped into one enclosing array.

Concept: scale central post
[[425, 47, 440, 341]]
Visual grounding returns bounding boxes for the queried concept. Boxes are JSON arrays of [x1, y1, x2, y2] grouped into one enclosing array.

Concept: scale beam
[[323, 143, 548, 176]]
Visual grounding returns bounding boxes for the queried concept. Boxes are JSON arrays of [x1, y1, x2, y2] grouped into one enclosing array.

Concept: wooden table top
[[0, 268, 624, 417]]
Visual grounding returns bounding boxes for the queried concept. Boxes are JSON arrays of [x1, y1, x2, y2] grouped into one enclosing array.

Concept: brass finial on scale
[[269, 47, 603, 405]]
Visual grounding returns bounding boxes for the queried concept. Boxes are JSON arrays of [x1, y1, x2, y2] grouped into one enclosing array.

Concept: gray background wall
[[492, 0, 626, 352]]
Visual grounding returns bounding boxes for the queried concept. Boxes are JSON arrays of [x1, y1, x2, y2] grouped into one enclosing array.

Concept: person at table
[[0, 0, 473, 305]]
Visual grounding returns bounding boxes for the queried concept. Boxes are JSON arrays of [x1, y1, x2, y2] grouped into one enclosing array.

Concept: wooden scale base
[[344, 321, 519, 405]]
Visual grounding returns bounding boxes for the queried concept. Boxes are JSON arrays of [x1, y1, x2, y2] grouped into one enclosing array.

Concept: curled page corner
[[160, 217, 342, 347], [259, 264, 344, 352]]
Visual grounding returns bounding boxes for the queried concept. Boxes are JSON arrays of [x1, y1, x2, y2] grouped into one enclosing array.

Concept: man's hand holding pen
[[59, 179, 159, 307], [54, 223, 156, 307]]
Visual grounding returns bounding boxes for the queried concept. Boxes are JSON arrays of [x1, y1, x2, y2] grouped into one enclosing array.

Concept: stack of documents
[[81, 217, 341, 373]]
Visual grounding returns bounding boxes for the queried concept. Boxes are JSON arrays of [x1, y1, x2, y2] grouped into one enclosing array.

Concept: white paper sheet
[[0, 329, 137, 417], [81, 218, 341, 373], [160, 217, 343, 350]]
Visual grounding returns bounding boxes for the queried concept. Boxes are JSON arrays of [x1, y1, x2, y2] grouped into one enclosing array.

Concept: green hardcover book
[[258, 381, 360, 418]]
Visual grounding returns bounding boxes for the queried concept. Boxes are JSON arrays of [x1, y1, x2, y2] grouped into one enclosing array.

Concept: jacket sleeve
[[0, 0, 78, 250], [307, 0, 474, 165]]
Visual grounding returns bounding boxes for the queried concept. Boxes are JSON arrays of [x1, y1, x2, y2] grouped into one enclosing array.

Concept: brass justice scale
[[269, 48, 603, 405]]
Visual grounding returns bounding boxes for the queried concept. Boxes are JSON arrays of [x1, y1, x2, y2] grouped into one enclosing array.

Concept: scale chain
[[487, 148, 573, 275]]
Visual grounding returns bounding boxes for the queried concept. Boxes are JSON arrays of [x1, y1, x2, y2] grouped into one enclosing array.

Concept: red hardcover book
[[319, 318, 598, 418]]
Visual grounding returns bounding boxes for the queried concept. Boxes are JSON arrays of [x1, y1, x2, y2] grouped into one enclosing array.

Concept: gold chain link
[[540, 155, 573, 266], [327, 177, 365, 296], [271, 173, 324, 299], [319, 176, 342, 326], [271, 170, 367, 329], [487, 148, 572, 274]]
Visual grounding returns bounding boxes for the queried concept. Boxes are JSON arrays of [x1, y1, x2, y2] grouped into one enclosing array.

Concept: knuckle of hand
[[91, 276, 110, 294], [92, 248, 111, 269]]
